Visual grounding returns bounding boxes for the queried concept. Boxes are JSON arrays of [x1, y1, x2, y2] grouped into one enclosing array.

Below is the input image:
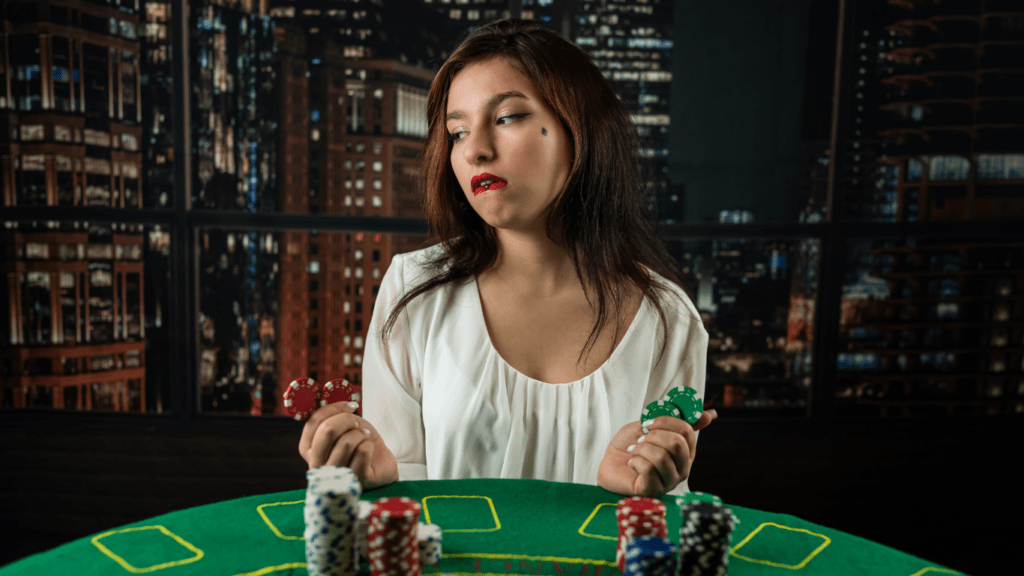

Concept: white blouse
[[363, 243, 709, 496]]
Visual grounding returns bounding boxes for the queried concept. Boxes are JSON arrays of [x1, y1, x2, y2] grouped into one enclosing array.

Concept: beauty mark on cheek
[[541, 127, 548, 136]]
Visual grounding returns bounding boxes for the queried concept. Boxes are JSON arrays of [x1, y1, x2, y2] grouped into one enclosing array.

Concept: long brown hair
[[380, 19, 697, 372]]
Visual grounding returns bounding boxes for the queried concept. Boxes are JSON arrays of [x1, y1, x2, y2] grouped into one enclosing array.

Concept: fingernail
[[362, 427, 371, 436], [641, 419, 655, 429], [347, 401, 359, 410], [627, 444, 636, 453], [710, 409, 719, 418], [627, 459, 634, 467], [637, 435, 646, 444]]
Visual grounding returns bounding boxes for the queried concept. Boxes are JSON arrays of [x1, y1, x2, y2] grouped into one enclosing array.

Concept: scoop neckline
[[471, 273, 647, 385]]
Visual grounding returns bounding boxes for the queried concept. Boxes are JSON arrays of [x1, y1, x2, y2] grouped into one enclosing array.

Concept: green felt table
[[0, 479, 964, 576]]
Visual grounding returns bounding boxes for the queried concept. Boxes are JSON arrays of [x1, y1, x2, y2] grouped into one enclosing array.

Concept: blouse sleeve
[[663, 311, 710, 497], [362, 252, 427, 480]]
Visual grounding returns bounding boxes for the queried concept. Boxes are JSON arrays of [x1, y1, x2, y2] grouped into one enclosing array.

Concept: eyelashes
[[447, 113, 532, 143]]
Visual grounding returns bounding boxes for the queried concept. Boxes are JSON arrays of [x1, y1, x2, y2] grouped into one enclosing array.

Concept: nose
[[462, 124, 495, 165]]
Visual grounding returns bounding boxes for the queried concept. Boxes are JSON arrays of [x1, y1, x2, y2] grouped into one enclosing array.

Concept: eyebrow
[[446, 90, 528, 122]]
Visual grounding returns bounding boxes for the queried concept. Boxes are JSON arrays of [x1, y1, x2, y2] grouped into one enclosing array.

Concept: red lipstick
[[471, 173, 508, 196]]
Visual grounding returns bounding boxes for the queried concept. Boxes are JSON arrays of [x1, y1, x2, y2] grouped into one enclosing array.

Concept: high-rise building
[[191, 0, 280, 414], [191, 0, 277, 210], [835, 1, 1024, 417], [140, 1, 175, 208], [569, 0, 676, 220], [269, 0, 448, 66], [268, 19, 435, 417], [845, 0, 1024, 222], [1, 0, 160, 412]]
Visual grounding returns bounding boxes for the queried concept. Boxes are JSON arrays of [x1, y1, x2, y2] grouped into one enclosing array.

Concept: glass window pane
[[838, 238, 1024, 417], [2, 4, 174, 208], [1, 221, 172, 413], [197, 229, 428, 416], [663, 237, 821, 417]]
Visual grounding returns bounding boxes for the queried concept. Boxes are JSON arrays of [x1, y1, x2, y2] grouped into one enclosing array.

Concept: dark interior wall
[[1, 415, 1017, 576], [669, 0, 813, 222]]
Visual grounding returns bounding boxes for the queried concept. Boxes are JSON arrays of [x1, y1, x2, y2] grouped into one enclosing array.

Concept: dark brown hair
[[380, 19, 697, 372]]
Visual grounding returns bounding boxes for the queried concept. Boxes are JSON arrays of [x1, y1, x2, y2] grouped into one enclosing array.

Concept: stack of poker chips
[[305, 467, 443, 576], [368, 497, 422, 576], [676, 500, 736, 576], [615, 497, 668, 572], [304, 467, 361, 576], [624, 536, 677, 576], [284, 377, 362, 421]]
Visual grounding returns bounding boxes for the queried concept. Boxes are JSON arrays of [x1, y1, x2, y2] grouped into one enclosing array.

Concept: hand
[[298, 400, 399, 489], [597, 409, 718, 497]]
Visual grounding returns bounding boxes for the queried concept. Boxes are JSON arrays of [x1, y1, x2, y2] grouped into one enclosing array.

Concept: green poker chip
[[640, 400, 681, 432], [678, 491, 723, 505], [666, 387, 703, 426], [667, 386, 697, 401]]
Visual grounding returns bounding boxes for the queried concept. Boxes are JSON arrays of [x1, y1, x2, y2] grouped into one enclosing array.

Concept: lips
[[471, 173, 508, 196]]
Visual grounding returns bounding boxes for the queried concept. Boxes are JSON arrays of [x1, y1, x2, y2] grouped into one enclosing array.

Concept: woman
[[298, 19, 715, 497]]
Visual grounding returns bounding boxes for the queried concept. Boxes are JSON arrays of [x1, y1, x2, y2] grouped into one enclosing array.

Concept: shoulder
[[387, 242, 449, 287], [641, 265, 705, 334]]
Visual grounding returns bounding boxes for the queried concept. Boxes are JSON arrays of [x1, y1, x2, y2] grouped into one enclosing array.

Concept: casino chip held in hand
[[284, 377, 363, 421]]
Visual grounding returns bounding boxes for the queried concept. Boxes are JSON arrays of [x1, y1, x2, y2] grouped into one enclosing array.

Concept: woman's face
[[445, 57, 573, 234]]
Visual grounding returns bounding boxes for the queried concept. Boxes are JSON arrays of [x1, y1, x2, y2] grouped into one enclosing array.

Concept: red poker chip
[[368, 497, 421, 576], [283, 377, 321, 421], [616, 497, 666, 517], [616, 497, 668, 571], [320, 378, 355, 407]]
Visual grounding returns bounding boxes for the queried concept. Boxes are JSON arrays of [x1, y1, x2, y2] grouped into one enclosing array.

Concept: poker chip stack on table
[[306, 467, 442, 576], [284, 377, 362, 421], [368, 498, 422, 576], [677, 500, 736, 576], [304, 467, 361, 576], [615, 497, 668, 572]]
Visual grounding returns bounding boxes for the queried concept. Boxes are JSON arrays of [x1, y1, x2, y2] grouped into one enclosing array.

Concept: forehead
[[446, 57, 538, 111]]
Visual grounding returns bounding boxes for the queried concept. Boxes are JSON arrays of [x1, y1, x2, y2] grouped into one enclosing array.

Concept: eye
[[497, 112, 531, 126], [447, 130, 466, 143]]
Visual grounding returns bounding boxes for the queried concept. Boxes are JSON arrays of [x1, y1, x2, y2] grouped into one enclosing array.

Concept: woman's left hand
[[597, 409, 718, 497]]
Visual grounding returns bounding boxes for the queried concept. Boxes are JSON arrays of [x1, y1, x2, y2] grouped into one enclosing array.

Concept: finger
[[299, 400, 361, 460], [637, 429, 691, 479], [644, 417, 697, 468], [308, 412, 364, 469], [691, 409, 718, 432], [349, 438, 376, 481], [631, 441, 683, 490], [628, 456, 666, 497], [324, 425, 373, 469]]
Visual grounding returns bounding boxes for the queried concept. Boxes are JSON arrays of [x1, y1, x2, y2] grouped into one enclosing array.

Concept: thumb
[[691, 409, 718, 432]]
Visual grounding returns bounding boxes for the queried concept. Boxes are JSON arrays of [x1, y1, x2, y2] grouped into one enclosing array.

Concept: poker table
[[0, 478, 964, 576]]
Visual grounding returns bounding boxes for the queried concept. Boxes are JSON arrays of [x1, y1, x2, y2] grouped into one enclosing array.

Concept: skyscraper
[[2, 0, 163, 412], [568, 0, 675, 220]]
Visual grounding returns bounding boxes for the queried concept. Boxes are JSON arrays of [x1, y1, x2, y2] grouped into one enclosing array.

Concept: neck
[[489, 228, 582, 300]]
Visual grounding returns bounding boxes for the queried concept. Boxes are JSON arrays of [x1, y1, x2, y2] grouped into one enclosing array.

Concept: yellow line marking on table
[[256, 500, 305, 541], [577, 503, 619, 541], [91, 525, 204, 573], [230, 562, 307, 576], [422, 495, 502, 533], [730, 522, 831, 569]]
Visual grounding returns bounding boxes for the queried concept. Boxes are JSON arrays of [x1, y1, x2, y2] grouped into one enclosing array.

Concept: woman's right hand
[[298, 400, 399, 489]]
